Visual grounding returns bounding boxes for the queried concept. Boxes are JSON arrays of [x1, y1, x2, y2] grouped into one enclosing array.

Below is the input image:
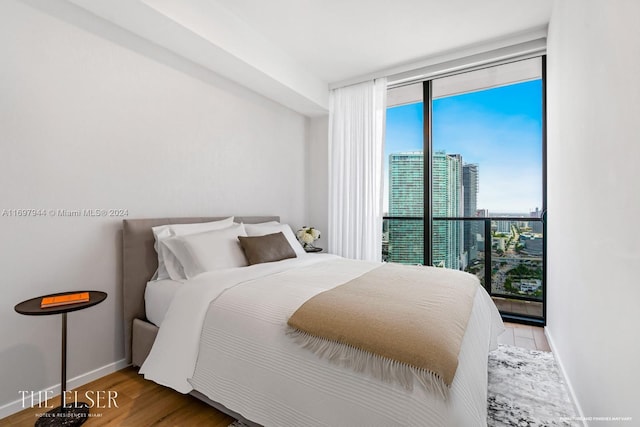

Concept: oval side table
[[15, 291, 107, 427]]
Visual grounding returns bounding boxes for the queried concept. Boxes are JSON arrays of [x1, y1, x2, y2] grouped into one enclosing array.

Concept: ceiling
[[215, 0, 553, 84], [66, 0, 554, 115]]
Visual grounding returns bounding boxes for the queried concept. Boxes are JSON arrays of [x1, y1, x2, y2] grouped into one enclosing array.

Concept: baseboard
[[544, 326, 588, 427], [0, 358, 129, 420]]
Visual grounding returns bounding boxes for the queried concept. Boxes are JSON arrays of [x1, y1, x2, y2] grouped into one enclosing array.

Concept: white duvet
[[140, 254, 504, 427]]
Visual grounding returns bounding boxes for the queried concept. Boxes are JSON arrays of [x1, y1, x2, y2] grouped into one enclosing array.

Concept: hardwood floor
[[498, 322, 550, 351], [1, 368, 233, 426], [2, 323, 549, 426]]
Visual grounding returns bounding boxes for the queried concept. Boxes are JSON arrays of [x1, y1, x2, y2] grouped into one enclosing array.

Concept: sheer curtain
[[328, 78, 387, 261]]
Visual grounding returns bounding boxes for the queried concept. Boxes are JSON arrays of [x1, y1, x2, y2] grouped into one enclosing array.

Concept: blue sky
[[384, 79, 543, 214]]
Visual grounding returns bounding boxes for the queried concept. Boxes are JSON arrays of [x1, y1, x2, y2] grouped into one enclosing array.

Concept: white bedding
[[141, 255, 504, 427], [144, 279, 183, 327]]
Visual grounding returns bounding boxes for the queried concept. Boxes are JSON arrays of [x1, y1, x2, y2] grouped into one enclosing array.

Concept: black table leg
[[61, 312, 66, 404], [34, 313, 89, 427]]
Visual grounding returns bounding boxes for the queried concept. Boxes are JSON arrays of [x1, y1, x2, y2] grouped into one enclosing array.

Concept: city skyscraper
[[432, 151, 464, 269], [388, 151, 464, 268], [388, 152, 423, 264], [463, 164, 479, 262]]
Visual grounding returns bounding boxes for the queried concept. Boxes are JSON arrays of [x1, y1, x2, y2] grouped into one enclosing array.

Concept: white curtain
[[328, 78, 387, 261]]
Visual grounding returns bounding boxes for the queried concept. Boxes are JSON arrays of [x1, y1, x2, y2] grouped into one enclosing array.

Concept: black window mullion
[[541, 54, 548, 325], [423, 81, 433, 266]]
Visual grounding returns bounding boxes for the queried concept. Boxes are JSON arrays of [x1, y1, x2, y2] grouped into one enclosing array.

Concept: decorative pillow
[[244, 223, 306, 257], [162, 223, 248, 279], [238, 232, 297, 265], [152, 217, 234, 280]]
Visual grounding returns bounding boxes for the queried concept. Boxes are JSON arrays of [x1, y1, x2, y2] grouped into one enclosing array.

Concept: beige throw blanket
[[287, 263, 478, 396]]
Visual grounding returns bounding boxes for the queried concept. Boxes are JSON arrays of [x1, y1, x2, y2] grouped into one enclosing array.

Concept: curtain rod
[[387, 39, 546, 89], [329, 26, 547, 91]]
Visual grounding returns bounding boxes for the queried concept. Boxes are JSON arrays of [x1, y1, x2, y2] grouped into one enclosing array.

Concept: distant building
[[388, 151, 464, 269], [517, 279, 542, 293], [388, 152, 424, 264], [530, 207, 544, 233], [432, 151, 464, 269], [477, 234, 485, 252], [495, 220, 512, 234], [463, 164, 479, 262], [522, 235, 543, 256]]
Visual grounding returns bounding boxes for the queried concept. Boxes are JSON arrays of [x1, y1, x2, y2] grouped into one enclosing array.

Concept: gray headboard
[[122, 216, 279, 363]]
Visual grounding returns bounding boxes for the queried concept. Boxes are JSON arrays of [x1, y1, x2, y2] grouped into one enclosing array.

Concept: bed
[[122, 216, 504, 427]]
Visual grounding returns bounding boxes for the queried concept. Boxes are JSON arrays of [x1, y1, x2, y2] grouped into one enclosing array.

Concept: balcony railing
[[383, 216, 545, 324]]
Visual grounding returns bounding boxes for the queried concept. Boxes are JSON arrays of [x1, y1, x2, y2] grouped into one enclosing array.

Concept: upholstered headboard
[[122, 216, 279, 363]]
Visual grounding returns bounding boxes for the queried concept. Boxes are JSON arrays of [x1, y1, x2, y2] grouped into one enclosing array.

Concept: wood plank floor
[[1, 368, 233, 426], [498, 322, 550, 351], [2, 323, 549, 426]]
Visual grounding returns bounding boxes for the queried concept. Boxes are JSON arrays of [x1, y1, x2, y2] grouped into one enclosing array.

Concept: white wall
[[546, 0, 640, 423], [306, 115, 329, 250], [0, 0, 309, 414]]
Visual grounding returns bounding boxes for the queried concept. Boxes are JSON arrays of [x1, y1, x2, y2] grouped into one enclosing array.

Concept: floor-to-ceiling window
[[384, 57, 546, 325]]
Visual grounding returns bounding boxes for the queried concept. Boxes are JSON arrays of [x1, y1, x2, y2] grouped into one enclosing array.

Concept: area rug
[[488, 344, 577, 426], [229, 344, 577, 426]]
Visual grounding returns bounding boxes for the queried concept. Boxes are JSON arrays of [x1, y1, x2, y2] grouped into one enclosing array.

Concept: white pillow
[[151, 226, 174, 280], [169, 217, 235, 234], [152, 217, 234, 280], [241, 221, 280, 229], [162, 223, 248, 279], [244, 223, 305, 257]]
